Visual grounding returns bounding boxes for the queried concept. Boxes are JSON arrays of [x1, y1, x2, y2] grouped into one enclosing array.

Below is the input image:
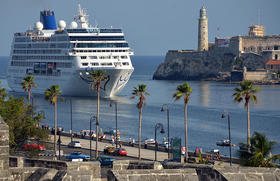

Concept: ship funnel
[[40, 10, 57, 30]]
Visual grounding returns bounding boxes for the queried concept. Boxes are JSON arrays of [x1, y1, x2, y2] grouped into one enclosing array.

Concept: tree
[[239, 132, 280, 167], [21, 75, 37, 105], [0, 82, 48, 152], [173, 82, 192, 162], [233, 81, 259, 151], [131, 84, 149, 160], [44, 85, 62, 157], [88, 70, 108, 159]]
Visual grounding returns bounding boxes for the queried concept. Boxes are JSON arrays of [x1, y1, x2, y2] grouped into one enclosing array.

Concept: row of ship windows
[[80, 55, 128, 59], [75, 43, 129, 48], [73, 49, 128, 53], [81, 62, 129, 66], [14, 43, 69, 49], [11, 61, 72, 68], [14, 43, 128, 49], [15, 36, 126, 43], [13, 50, 61, 54], [12, 56, 73, 60]]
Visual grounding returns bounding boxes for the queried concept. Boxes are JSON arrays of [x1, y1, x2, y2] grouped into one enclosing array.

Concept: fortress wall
[[244, 71, 268, 81], [241, 36, 280, 54]]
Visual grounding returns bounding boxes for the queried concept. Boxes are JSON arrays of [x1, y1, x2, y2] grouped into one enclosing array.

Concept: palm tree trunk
[[28, 88, 31, 105], [54, 103, 57, 158], [138, 108, 142, 160], [247, 103, 250, 152], [184, 103, 188, 162], [96, 87, 100, 159]]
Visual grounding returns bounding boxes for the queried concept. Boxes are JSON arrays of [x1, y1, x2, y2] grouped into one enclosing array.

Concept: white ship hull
[[7, 68, 133, 97]]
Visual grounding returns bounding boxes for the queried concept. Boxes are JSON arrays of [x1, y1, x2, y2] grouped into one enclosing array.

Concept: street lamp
[[57, 127, 63, 160], [222, 111, 232, 166], [161, 104, 170, 159], [90, 115, 97, 160], [154, 123, 165, 161], [70, 98, 73, 142], [110, 102, 118, 148]]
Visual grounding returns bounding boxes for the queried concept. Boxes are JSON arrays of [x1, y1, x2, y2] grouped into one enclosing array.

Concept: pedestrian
[[195, 147, 199, 156], [199, 147, 202, 154], [111, 136, 115, 146], [119, 142, 122, 148]]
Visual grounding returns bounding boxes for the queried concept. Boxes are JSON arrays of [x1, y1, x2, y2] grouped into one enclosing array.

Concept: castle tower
[[198, 7, 208, 51]]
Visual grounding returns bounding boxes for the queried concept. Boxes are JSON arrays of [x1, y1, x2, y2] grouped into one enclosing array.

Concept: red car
[[21, 143, 46, 151], [114, 148, 127, 156]]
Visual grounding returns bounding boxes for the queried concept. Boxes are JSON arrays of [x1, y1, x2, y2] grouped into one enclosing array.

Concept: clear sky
[[1, 0, 279, 56]]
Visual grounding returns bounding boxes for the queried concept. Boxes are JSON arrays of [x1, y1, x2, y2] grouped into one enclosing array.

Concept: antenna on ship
[[258, 8, 261, 25], [74, 4, 90, 28]]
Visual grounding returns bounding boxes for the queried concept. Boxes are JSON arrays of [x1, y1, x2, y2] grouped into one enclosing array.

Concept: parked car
[[113, 148, 127, 156], [94, 156, 115, 167], [144, 138, 155, 144], [104, 146, 116, 154], [21, 142, 46, 151], [66, 152, 90, 161], [162, 159, 179, 165], [68, 141, 82, 148]]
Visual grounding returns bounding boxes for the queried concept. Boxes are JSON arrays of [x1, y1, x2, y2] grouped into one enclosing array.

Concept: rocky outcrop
[[153, 50, 269, 81], [153, 50, 235, 80]]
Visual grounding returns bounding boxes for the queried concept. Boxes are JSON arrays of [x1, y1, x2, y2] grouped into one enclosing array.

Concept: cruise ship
[[7, 5, 134, 97]]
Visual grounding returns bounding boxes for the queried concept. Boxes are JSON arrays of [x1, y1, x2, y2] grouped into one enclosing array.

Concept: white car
[[144, 139, 155, 144], [68, 141, 82, 148]]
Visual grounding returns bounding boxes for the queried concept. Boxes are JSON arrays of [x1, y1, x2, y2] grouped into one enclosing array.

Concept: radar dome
[[70, 21, 78, 29], [58, 20, 66, 30], [35, 21, 43, 31]]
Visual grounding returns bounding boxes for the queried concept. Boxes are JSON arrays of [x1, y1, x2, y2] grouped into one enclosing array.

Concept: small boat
[[216, 139, 231, 147]]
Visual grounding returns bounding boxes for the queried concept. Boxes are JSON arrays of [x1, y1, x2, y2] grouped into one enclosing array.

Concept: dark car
[[66, 152, 90, 161], [94, 156, 115, 167]]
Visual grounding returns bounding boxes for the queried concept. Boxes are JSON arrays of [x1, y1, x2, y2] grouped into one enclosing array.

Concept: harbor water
[[0, 56, 280, 157]]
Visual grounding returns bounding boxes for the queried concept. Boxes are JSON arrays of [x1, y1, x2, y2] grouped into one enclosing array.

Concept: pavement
[[49, 135, 169, 161]]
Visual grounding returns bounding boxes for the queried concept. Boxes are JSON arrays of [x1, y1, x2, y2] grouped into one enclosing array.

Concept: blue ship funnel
[[40, 10, 57, 30]]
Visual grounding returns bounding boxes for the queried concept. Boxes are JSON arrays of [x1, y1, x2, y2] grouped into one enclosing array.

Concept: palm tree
[[131, 84, 149, 160], [173, 82, 192, 162], [21, 75, 37, 105], [88, 70, 108, 158], [240, 132, 280, 167], [233, 81, 259, 151], [44, 85, 62, 158]]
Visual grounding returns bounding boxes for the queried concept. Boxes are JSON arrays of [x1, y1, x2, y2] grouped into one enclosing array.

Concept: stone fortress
[[153, 7, 280, 81]]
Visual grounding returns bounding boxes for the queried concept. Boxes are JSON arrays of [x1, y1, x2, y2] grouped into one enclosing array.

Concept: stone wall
[[109, 160, 280, 181], [0, 117, 9, 181]]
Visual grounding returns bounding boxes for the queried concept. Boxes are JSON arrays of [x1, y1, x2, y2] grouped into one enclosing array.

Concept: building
[[266, 60, 280, 72]]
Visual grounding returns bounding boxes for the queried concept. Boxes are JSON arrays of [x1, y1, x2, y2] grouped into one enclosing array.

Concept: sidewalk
[[49, 135, 169, 161]]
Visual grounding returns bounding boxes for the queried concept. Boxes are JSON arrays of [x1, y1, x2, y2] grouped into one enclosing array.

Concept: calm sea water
[[0, 56, 279, 157]]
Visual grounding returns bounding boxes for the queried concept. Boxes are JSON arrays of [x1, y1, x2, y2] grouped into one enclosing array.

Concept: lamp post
[[161, 104, 170, 159], [222, 111, 232, 166], [110, 102, 118, 148], [90, 115, 97, 160], [154, 123, 165, 161], [70, 98, 73, 142], [57, 127, 62, 160]]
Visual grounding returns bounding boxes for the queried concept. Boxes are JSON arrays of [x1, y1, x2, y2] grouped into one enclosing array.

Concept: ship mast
[[74, 4, 89, 28]]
